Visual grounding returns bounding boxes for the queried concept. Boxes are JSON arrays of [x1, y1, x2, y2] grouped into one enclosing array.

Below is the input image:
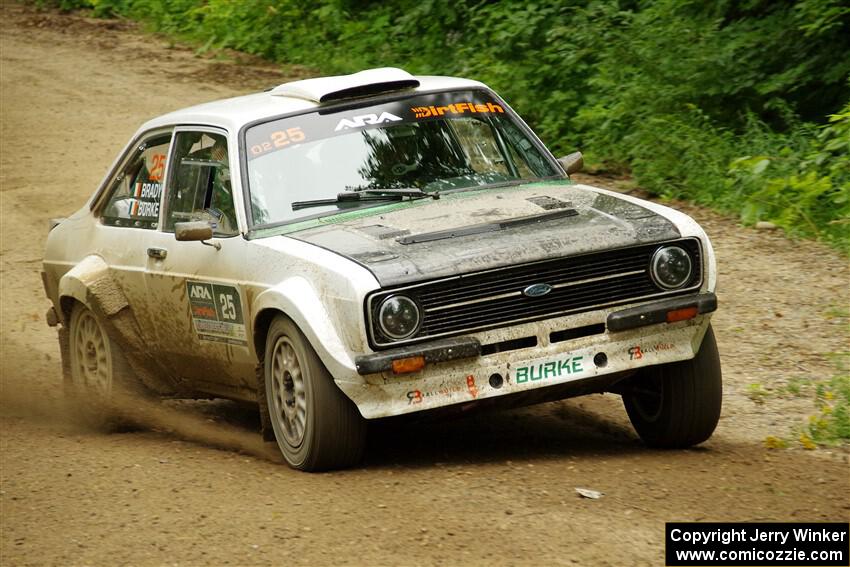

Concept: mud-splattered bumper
[[339, 312, 714, 420]]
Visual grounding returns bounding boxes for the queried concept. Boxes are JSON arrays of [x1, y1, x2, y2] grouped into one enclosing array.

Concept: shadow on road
[[362, 399, 654, 469]]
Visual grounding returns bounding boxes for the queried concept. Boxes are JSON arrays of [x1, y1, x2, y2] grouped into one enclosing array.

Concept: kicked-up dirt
[[1, 3, 848, 566]]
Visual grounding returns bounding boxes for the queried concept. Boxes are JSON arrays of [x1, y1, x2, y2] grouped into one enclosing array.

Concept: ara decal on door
[[186, 281, 247, 346]]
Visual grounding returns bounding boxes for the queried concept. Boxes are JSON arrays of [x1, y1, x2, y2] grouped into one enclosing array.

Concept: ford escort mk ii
[[42, 68, 722, 471]]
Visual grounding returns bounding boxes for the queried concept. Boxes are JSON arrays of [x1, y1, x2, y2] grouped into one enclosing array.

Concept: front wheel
[[623, 324, 722, 448], [263, 315, 366, 471]]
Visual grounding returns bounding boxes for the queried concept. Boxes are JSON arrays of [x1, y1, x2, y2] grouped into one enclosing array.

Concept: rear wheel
[[623, 325, 722, 448], [66, 302, 145, 426], [264, 315, 366, 471]]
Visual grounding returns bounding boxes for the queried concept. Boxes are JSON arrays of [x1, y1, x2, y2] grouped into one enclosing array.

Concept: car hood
[[289, 181, 681, 287]]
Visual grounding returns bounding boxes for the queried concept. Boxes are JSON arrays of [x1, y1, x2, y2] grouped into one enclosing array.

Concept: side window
[[101, 134, 171, 229], [164, 131, 238, 237]]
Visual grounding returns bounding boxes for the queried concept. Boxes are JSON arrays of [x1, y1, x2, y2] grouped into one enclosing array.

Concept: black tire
[[623, 325, 722, 448], [65, 302, 146, 427], [263, 315, 366, 471]]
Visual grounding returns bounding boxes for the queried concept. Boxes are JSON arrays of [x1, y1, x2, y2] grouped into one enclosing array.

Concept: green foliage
[[806, 371, 850, 445], [47, 0, 850, 249], [790, 353, 850, 447], [728, 104, 850, 248], [33, 0, 91, 11]]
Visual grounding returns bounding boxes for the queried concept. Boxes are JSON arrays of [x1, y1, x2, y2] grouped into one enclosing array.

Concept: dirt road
[[1, 4, 848, 566]]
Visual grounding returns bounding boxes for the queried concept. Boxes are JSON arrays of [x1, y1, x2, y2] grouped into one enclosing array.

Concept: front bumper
[[355, 292, 717, 374], [340, 294, 716, 419]]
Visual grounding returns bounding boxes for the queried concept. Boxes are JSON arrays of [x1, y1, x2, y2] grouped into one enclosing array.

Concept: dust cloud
[[0, 374, 281, 463]]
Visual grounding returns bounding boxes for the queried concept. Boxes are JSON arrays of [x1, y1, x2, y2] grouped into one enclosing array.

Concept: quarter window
[[101, 134, 171, 229]]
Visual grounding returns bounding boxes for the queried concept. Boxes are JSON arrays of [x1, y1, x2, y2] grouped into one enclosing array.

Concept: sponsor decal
[[411, 101, 504, 119], [245, 91, 507, 161], [186, 281, 247, 346], [515, 355, 585, 384], [405, 377, 476, 405], [335, 112, 402, 131], [466, 375, 478, 399], [628, 342, 674, 360]]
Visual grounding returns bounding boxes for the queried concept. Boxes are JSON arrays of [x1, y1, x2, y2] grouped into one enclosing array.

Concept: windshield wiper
[[291, 188, 439, 211], [346, 187, 441, 199]]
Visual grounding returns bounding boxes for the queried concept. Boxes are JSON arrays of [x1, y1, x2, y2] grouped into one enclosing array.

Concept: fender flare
[[252, 277, 359, 384], [57, 255, 129, 320]]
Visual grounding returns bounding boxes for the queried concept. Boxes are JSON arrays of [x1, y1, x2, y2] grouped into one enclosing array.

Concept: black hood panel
[[291, 183, 680, 287]]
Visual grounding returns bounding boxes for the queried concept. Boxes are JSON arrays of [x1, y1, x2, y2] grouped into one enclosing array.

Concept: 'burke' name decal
[[515, 356, 584, 384]]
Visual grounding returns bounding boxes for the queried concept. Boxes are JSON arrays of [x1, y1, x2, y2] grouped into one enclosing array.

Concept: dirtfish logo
[[189, 284, 212, 300], [411, 101, 505, 119], [335, 112, 403, 131], [514, 356, 584, 384]]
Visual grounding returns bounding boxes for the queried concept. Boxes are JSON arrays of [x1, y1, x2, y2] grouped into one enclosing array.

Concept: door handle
[[147, 247, 167, 260]]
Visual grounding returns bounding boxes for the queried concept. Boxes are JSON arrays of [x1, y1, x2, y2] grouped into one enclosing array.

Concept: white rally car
[[42, 68, 721, 471]]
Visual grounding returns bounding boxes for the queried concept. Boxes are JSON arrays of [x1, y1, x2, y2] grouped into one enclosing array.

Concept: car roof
[[137, 71, 487, 136]]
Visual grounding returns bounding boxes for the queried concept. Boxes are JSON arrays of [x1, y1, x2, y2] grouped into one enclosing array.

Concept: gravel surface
[[1, 4, 848, 566]]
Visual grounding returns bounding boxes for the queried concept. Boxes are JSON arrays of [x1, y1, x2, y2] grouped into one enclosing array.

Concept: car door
[[95, 129, 174, 349], [142, 127, 256, 397]]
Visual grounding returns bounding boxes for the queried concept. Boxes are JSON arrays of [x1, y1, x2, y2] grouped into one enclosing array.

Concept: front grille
[[367, 238, 702, 348]]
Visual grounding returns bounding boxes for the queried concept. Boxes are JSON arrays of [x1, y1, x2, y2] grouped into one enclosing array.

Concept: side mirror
[[558, 151, 584, 175], [175, 221, 220, 249]]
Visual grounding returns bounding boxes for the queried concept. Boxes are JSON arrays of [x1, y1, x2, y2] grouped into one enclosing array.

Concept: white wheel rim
[[270, 337, 307, 447], [72, 310, 112, 396]]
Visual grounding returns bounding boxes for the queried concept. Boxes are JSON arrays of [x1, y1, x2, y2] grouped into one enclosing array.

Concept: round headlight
[[650, 246, 693, 289], [377, 295, 420, 340]]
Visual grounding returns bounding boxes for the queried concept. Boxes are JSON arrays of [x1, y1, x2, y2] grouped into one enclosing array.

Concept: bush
[[49, 0, 850, 249], [729, 104, 850, 248]]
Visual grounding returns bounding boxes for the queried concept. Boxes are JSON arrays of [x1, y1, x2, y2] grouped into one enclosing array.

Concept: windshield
[[244, 90, 560, 226]]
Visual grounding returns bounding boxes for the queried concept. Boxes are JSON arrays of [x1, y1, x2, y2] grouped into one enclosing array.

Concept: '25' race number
[[218, 293, 237, 320], [250, 127, 305, 157]]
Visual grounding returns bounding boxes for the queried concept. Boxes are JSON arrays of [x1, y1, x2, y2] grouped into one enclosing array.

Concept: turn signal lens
[[666, 306, 699, 323], [391, 356, 425, 374]]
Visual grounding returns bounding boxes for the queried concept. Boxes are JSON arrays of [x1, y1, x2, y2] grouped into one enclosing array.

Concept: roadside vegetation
[[40, 0, 850, 250], [758, 351, 850, 449]]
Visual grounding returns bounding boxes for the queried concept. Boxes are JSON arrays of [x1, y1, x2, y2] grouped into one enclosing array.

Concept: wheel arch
[[251, 280, 359, 383], [55, 254, 177, 395]]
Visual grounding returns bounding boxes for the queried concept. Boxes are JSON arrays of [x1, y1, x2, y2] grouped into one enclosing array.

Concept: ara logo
[[189, 284, 212, 300], [522, 283, 553, 298], [334, 112, 403, 131]]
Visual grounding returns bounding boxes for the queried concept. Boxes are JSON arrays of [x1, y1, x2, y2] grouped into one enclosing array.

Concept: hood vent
[[526, 195, 573, 210], [359, 224, 411, 240]]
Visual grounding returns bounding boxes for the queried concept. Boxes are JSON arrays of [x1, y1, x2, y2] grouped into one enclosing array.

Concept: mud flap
[[103, 306, 178, 396], [256, 362, 276, 442]]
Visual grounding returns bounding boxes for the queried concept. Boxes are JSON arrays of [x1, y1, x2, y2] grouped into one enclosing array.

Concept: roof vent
[[270, 67, 420, 104]]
